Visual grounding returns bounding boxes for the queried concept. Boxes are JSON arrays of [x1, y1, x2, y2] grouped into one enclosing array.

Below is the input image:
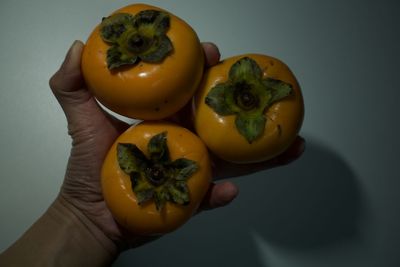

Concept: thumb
[[49, 40, 92, 114]]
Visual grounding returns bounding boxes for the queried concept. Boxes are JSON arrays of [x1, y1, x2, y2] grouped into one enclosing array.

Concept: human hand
[[49, 40, 304, 250], [49, 40, 238, 250]]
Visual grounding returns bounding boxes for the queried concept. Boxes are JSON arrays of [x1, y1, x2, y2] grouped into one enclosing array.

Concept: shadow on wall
[[243, 136, 366, 249], [116, 136, 368, 267]]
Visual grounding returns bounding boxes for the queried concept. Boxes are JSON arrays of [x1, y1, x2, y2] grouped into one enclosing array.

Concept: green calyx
[[100, 10, 173, 70], [117, 132, 198, 211], [205, 57, 293, 143]]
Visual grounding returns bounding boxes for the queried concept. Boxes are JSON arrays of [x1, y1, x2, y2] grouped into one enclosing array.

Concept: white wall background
[[1, 0, 399, 266]]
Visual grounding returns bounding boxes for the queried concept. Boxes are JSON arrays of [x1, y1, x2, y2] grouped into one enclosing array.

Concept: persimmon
[[101, 121, 211, 235], [193, 54, 304, 163], [81, 4, 204, 120]]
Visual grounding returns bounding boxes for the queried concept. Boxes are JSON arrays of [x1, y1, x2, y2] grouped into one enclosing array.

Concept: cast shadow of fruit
[[116, 136, 368, 267], [242, 136, 366, 249]]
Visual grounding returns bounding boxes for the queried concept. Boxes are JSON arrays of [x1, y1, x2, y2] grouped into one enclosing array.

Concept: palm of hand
[[50, 63, 130, 243]]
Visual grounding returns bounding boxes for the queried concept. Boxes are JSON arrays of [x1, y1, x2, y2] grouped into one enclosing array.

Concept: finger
[[167, 43, 220, 128], [49, 40, 92, 113], [199, 181, 239, 211], [201, 42, 221, 67], [212, 136, 306, 180], [167, 42, 220, 127]]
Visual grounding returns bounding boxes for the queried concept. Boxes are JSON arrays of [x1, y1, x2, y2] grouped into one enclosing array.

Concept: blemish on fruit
[[277, 124, 282, 136]]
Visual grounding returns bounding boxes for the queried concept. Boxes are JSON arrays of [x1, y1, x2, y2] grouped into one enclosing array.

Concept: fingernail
[[65, 41, 77, 61], [61, 40, 83, 72], [203, 42, 221, 66], [220, 182, 239, 202]]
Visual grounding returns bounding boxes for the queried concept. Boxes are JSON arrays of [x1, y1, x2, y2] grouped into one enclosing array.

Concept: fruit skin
[[101, 121, 211, 235], [193, 54, 304, 164], [81, 4, 204, 120]]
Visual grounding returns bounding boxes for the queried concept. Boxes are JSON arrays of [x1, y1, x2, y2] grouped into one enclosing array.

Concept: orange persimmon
[[81, 4, 204, 120], [101, 121, 211, 235], [193, 54, 304, 163]]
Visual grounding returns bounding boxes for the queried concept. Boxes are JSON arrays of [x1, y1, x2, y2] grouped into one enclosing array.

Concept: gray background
[[1, 0, 399, 266]]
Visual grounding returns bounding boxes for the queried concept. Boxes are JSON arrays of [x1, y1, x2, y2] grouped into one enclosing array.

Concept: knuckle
[[49, 71, 62, 92]]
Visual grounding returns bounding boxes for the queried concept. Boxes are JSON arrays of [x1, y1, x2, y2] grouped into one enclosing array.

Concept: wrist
[[55, 196, 119, 262], [0, 196, 119, 267]]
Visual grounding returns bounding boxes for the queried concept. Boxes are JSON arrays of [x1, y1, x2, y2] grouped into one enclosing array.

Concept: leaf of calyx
[[117, 143, 148, 175], [168, 181, 190, 205], [154, 190, 168, 211], [140, 35, 173, 63], [135, 188, 155, 205], [148, 131, 170, 163], [235, 113, 266, 144], [100, 13, 133, 43], [134, 10, 170, 35], [229, 57, 263, 82], [263, 78, 293, 104], [107, 45, 139, 70], [205, 83, 235, 115], [169, 158, 199, 181], [131, 173, 155, 204]]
